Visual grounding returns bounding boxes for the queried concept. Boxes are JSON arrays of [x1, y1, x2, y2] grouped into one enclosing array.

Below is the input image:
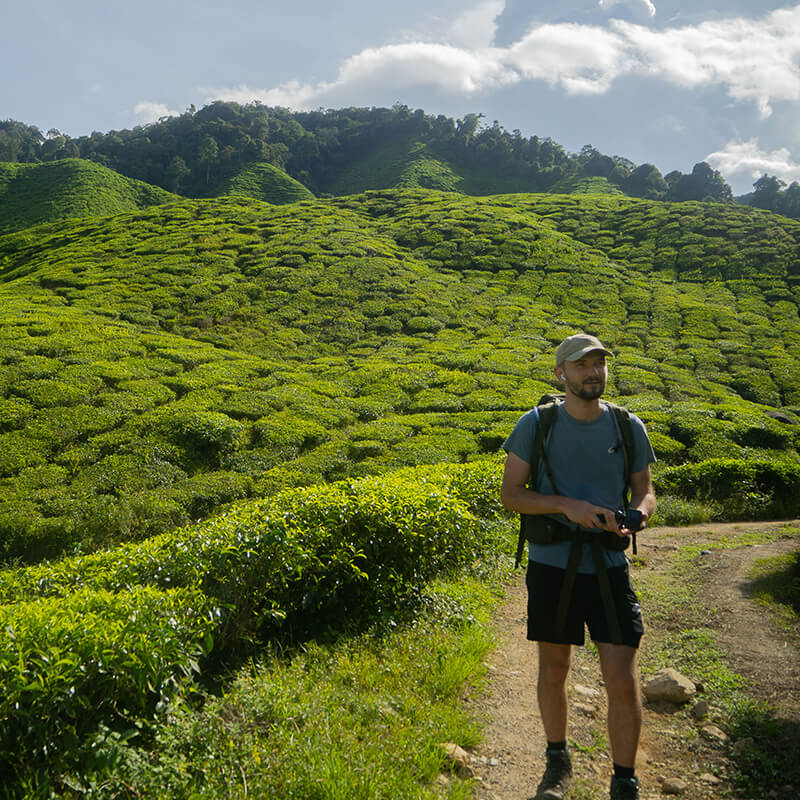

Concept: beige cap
[[555, 333, 613, 365]]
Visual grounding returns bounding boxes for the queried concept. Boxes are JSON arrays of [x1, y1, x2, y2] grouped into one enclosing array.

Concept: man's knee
[[538, 645, 571, 686], [603, 666, 639, 702]]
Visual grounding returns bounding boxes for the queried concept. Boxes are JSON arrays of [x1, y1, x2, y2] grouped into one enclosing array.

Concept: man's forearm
[[629, 488, 656, 522], [501, 484, 622, 533], [500, 484, 571, 517]]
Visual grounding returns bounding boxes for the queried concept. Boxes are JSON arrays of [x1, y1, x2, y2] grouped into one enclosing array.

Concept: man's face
[[557, 351, 607, 400]]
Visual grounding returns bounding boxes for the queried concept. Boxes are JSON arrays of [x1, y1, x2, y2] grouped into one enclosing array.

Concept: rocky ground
[[467, 521, 800, 800]]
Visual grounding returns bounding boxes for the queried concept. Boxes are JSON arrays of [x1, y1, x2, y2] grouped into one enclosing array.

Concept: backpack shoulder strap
[[515, 397, 561, 567], [604, 401, 639, 554], [603, 401, 635, 493], [528, 399, 559, 489]]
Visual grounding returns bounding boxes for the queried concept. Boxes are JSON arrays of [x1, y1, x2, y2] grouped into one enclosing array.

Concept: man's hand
[[616, 508, 648, 536], [561, 498, 619, 533]]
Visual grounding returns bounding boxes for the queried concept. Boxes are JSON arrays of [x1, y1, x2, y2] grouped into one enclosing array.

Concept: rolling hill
[[0, 158, 178, 236], [2, 121, 800, 796], [1, 104, 738, 207], [221, 162, 315, 203]]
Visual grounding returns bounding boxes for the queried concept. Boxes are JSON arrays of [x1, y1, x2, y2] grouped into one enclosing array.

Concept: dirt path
[[471, 521, 800, 800]]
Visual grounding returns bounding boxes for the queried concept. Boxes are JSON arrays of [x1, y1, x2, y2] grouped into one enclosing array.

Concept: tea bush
[[649, 494, 717, 526], [165, 470, 254, 519], [149, 409, 246, 467], [0, 585, 215, 782], [0, 460, 505, 631], [646, 430, 686, 464], [0, 460, 510, 788], [655, 457, 800, 520]]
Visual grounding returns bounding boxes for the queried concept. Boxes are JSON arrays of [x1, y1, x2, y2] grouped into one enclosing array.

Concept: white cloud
[[206, 4, 800, 118], [336, 42, 516, 94], [204, 81, 323, 109], [706, 138, 800, 185], [508, 23, 633, 95], [598, 0, 656, 18], [133, 101, 181, 124], [614, 7, 800, 118], [447, 0, 505, 49], [205, 43, 517, 110]]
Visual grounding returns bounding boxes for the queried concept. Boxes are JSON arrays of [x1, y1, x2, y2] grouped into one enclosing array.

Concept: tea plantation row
[[0, 461, 501, 788]]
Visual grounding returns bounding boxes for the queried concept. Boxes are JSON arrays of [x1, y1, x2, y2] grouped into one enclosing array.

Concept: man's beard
[[567, 378, 605, 400]]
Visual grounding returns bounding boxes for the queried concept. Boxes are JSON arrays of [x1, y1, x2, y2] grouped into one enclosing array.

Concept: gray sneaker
[[609, 776, 639, 800], [535, 749, 572, 800]]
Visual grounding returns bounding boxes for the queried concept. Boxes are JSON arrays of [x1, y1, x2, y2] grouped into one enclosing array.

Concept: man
[[500, 333, 656, 800]]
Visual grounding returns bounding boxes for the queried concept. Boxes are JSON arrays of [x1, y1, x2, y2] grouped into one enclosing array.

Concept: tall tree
[[198, 135, 219, 185], [625, 163, 668, 199], [166, 155, 190, 193], [666, 162, 733, 203], [781, 182, 800, 218], [751, 174, 785, 212]]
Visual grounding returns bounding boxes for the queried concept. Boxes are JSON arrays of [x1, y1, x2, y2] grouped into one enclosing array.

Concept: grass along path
[[71, 566, 510, 799]]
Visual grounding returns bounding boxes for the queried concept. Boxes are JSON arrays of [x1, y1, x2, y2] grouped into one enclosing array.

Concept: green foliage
[[324, 138, 465, 195], [7, 110, 800, 795], [94, 574, 502, 800], [655, 457, 800, 520], [0, 463, 495, 651], [222, 162, 314, 204], [0, 461, 504, 789], [637, 530, 800, 799], [742, 173, 800, 220], [748, 550, 800, 626], [648, 494, 717, 526], [0, 104, 731, 206], [150, 408, 246, 466]]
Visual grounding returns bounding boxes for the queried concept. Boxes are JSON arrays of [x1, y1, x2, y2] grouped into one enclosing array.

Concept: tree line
[[2, 103, 736, 204]]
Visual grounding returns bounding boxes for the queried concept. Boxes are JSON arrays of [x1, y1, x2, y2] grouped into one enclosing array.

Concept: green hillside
[[221, 162, 315, 203], [2, 188, 800, 563], [321, 137, 567, 196], [546, 175, 625, 196], [0, 159, 178, 235], [322, 139, 464, 195], [3, 170, 800, 795]]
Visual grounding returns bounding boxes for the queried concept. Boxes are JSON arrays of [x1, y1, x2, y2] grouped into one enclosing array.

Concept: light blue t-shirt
[[503, 403, 656, 573]]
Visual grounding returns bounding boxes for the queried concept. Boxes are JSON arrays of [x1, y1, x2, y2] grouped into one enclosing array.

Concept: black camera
[[614, 508, 643, 531]]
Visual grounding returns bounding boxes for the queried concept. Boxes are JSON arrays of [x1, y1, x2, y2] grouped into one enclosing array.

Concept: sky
[[3, 1, 800, 194]]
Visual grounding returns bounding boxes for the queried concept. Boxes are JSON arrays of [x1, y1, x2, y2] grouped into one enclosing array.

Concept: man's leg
[[596, 642, 641, 766], [534, 642, 574, 800], [537, 642, 572, 741]]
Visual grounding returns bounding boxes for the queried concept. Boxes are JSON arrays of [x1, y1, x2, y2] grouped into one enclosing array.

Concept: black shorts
[[526, 561, 644, 648]]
